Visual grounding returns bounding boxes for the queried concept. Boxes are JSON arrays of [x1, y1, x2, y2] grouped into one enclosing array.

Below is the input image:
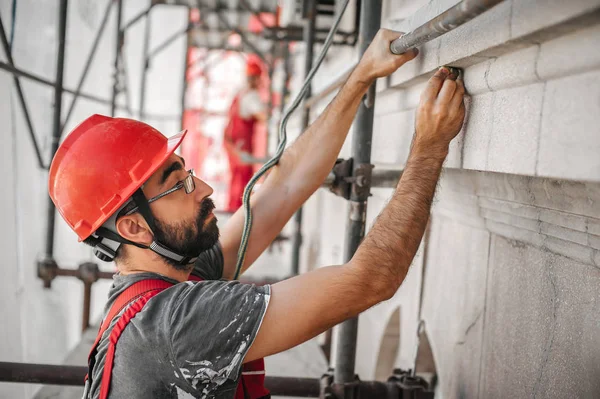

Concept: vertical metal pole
[[81, 281, 92, 332], [333, 0, 382, 390], [45, 0, 68, 259], [139, 7, 151, 120], [290, 0, 317, 276], [180, 11, 190, 130], [111, 0, 123, 117], [277, 42, 290, 146]]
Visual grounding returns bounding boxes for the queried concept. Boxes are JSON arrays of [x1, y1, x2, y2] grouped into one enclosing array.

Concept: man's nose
[[193, 176, 214, 199]]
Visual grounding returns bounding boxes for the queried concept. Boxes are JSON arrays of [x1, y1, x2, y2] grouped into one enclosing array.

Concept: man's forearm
[[352, 143, 447, 296], [267, 72, 370, 198]]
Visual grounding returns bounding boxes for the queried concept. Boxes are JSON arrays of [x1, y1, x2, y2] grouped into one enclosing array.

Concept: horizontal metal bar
[[0, 362, 320, 396], [0, 60, 114, 104], [371, 163, 404, 188], [390, 0, 505, 54], [0, 363, 86, 386], [0, 61, 180, 121], [321, 163, 404, 191], [54, 267, 114, 280]]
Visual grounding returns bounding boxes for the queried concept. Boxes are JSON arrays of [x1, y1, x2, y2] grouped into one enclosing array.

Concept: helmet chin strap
[[92, 189, 198, 265]]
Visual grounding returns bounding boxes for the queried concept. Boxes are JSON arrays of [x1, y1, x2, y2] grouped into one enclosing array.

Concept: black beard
[[153, 198, 220, 271]]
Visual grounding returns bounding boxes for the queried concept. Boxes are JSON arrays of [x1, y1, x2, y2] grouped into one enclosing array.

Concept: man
[[49, 29, 465, 398], [223, 57, 267, 212]]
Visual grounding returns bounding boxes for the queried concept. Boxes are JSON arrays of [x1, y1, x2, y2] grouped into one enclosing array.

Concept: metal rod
[[139, 7, 152, 120], [45, 0, 69, 259], [390, 0, 505, 54], [61, 0, 113, 135], [111, 0, 124, 116], [0, 61, 114, 105], [54, 267, 114, 280], [277, 42, 291, 146], [82, 281, 92, 332], [0, 61, 181, 121], [333, 0, 382, 391], [147, 24, 188, 59], [370, 163, 404, 188], [290, 0, 317, 276], [0, 362, 320, 396], [321, 164, 404, 190], [0, 15, 45, 169], [180, 10, 191, 131], [121, 4, 153, 32]]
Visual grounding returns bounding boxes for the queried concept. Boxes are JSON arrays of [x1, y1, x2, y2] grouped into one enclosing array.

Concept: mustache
[[198, 197, 216, 221]]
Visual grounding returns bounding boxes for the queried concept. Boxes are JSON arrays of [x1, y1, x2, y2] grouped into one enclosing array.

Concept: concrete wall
[[0, 1, 186, 397], [295, 0, 600, 397]]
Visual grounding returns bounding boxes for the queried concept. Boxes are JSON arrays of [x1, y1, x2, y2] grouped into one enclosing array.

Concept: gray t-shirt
[[84, 244, 271, 399]]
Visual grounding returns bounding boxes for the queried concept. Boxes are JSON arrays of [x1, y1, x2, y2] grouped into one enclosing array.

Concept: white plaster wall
[[297, 0, 600, 397], [0, 1, 186, 397]]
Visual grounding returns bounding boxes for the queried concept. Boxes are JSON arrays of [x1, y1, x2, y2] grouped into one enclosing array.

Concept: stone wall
[[296, 0, 600, 397]]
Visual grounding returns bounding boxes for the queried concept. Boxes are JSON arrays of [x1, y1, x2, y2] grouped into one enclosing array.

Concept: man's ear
[[116, 214, 153, 246]]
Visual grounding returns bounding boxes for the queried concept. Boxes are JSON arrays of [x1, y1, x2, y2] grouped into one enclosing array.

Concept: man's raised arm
[[245, 66, 465, 362], [220, 30, 419, 279]]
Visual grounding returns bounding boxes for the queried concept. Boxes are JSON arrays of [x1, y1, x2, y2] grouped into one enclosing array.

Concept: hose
[[233, 0, 352, 280]]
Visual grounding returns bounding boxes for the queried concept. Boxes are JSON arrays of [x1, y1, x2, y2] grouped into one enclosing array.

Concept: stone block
[[372, 109, 415, 164], [438, 0, 511, 66], [463, 59, 493, 96], [537, 24, 600, 81], [480, 236, 600, 398], [375, 82, 423, 116], [421, 217, 490, 397], [540, 222, 588, 246], [487, 83, 544, 175], [487, 46, 540, 91], [481, 208, 539, 232], [462, 92, 493, 171], [537, 70, 600, 181], [589, 219, 600, 236], [539, 208, 588, 233], [511, 0, 600, 40]]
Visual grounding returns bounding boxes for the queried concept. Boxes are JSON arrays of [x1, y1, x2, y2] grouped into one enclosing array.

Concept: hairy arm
[[220, 30, 418, 280], [244, 67, 465, 362]]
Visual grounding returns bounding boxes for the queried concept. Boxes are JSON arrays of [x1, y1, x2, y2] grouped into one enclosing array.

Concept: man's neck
[[117, 252, 191, 283]]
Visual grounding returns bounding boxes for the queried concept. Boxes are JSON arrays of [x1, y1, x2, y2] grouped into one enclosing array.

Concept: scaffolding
[[0, 0, 506, 397]]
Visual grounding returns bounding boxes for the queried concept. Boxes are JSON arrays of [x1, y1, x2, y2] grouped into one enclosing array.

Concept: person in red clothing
[[223, 57, 267, 212]]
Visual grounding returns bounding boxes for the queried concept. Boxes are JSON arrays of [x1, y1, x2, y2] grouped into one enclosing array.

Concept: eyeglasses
[[124, 169, 196, 216]]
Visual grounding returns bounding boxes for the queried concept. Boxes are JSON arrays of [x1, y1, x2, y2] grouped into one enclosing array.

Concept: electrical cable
[[233, 0, 352, 280]]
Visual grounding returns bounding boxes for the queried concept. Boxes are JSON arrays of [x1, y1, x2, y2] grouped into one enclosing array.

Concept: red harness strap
[[86, 277, 270, 399]]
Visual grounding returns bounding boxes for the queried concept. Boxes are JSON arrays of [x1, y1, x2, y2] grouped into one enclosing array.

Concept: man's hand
[[353, 29, 419, 84], [414, 67, 466, 154]]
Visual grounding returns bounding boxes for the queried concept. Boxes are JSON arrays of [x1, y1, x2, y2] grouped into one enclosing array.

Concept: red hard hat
[[49, 114, 187, 241], [246, 58, 262, 77]]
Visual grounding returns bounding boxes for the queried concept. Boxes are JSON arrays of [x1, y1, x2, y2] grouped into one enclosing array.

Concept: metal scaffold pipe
[[333, 0, 383, 393], [45, 0, 69, 259], [390, 0, 505, 54], [111, 0, 124, 117], [290, 0, 318, 276], [0, 362, 320, 397]]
